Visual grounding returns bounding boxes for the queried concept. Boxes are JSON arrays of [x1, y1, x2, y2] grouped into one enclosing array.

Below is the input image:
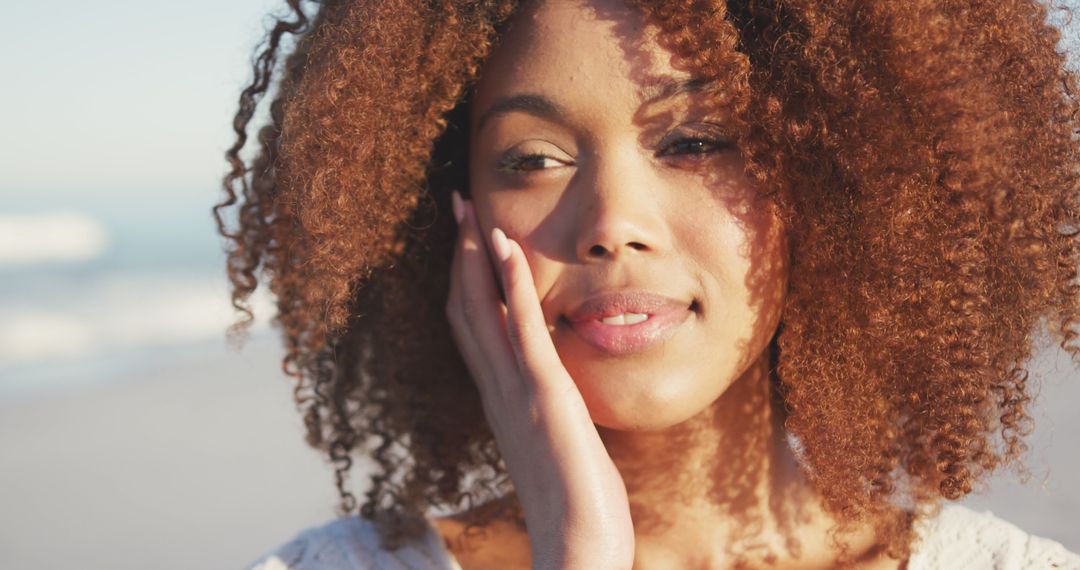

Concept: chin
[[565, 357, 737, 432]]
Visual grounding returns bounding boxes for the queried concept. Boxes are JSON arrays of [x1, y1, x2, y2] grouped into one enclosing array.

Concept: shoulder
[[908, 503, 1080, 570], [244, 515, 459, 570]]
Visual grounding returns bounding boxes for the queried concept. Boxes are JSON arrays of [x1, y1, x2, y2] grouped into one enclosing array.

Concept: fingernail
[[451, 191, 465, 223], [491, 227, 511, 262]]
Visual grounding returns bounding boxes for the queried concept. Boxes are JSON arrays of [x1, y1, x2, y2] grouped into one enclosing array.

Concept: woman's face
[[468, 0, 788, 431]]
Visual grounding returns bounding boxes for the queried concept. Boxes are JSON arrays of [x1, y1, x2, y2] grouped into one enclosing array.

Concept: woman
[[220, 0, 1080, 567]]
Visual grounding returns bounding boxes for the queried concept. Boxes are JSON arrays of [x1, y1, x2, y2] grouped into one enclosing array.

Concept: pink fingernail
[[451, 191, 464, 223], [491, 227, 511, 262]]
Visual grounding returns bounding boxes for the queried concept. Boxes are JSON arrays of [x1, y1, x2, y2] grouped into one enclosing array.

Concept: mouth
[[560, 292, 700, 356]]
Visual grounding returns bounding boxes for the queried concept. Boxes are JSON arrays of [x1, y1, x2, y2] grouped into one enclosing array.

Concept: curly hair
[[215, 0, 1080, 558]]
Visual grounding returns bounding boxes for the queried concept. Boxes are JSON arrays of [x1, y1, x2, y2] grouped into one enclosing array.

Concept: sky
[[0, 0, 285, 373], [0, 0, 283, 197]]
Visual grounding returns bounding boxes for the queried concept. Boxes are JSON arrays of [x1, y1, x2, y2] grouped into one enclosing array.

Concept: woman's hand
[[446, 191, 634, 570]]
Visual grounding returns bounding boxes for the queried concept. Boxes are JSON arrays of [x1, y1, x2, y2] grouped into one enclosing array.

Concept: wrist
[[530, 526, 634, 570]]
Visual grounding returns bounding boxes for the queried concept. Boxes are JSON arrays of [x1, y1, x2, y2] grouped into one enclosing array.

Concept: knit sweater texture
[[246, 504, 1079, 569]]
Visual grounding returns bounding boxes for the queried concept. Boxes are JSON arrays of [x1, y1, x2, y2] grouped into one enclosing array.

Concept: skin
[[442, 0, 904, 568]]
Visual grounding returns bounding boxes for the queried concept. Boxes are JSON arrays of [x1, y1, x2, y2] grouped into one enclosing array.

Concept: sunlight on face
[[468, 0, 788, 430]]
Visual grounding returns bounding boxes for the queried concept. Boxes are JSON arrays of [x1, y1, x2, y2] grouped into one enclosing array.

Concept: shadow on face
[[465, 0, 788, 433], [430, 0, 810, 561]]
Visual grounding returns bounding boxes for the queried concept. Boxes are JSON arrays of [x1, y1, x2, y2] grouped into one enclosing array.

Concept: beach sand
[[0, 337, 337, 570], [1, 337, 1076, 569]]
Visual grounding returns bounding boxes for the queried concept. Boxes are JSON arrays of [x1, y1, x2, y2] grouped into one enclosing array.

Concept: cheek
[[471, 181, 555, 238], [692, 165, 788, 292], [471, 191, 565, 319], [475, 190, 565, 272], [700, 200, 788, 356], [487, 196, 545, 236], [698, 246, 778, 384]]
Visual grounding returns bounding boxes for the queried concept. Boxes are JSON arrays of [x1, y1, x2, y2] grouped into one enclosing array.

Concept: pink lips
[[564, 291, 695, 355]]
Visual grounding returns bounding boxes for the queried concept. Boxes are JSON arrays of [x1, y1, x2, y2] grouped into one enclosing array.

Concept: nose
[[573, 155, 668, 262]]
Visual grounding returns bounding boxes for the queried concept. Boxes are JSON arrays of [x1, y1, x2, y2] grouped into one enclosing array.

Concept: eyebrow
[[475, 94, 563, 135], [637, 76, 710, 105], [473, 77, 710, 134]]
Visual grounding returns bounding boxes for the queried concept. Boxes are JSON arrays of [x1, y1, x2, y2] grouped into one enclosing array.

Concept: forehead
[[471, 0, 695, 121]]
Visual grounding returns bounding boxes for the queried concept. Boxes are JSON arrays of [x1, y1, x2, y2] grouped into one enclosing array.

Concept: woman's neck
[[596, 353, 891, 569], [439, 352, 901, 569]]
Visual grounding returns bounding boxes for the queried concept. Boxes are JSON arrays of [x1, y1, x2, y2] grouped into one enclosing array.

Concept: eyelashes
[[655, 136, 738, 158], [496, 135, 738, 174], [497, 152, 567, 173]]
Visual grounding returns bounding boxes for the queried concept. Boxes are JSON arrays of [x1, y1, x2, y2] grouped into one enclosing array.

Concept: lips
[[562, 291, 696, 355]]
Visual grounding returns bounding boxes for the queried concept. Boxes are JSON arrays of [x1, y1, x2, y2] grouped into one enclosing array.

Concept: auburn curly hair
[[215, 0, 1080, 558]]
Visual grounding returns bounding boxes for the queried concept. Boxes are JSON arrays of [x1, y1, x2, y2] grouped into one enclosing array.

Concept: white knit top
[[246, 504, 1079, 569]]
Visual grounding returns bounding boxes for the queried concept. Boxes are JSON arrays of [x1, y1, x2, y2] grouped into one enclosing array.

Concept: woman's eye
[[497, 153, 568, 173], [658, 136, 736, 157]]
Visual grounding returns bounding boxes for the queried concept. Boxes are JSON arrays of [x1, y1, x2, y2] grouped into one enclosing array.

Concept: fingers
[[490, 227, 569, 394], [448, 191, 571, 404], [447, 191, 515, 389]]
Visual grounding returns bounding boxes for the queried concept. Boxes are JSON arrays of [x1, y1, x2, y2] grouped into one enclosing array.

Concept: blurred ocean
[[0, 190, 273, 398]]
